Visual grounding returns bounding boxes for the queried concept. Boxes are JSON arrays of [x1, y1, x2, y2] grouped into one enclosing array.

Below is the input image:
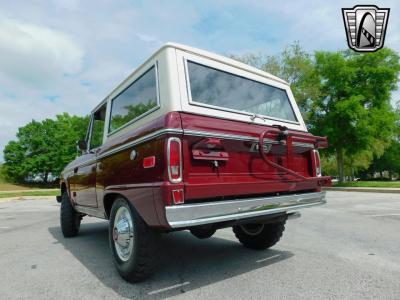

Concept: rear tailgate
[[180, 112, 330, 201]]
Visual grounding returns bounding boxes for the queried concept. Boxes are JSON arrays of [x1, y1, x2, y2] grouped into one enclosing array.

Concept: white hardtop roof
[[92, 42, 288, 113], [164, 42, 288, 85]]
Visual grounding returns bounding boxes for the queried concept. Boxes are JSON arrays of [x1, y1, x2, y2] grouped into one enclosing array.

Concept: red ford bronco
[[57, 43, 331, 282]]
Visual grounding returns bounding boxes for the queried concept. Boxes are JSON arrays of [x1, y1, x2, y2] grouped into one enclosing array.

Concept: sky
[[0, 0, 399, 162]]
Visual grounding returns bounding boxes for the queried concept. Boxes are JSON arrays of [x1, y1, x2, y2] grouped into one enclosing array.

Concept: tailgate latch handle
[[192, 138, 229, 161]]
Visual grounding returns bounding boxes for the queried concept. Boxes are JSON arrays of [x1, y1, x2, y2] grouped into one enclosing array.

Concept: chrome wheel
[[113, 206, 134, 261], [240, 224, 265, 236]]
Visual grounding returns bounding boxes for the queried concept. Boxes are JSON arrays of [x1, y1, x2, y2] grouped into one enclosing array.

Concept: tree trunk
[[43, 172, 48, 184], [351, 166, 354, 181], [336, 147, 345, 183]]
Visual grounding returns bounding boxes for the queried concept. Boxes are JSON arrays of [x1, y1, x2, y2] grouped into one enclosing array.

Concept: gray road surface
[[0, 191, 399, 299]]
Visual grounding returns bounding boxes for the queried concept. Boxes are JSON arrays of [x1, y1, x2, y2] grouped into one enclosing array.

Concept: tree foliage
[[371, 110, 400, 178], [311, 49, 400, 181], [3, 113, 89, 183], [372, 140, 400, 176], [110, 101, 156, 132], [232, 42, 320, 118], [233, 45, 400, 182]]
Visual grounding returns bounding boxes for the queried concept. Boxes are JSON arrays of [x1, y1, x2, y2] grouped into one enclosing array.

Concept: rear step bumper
[[165, 191, 326, 228]]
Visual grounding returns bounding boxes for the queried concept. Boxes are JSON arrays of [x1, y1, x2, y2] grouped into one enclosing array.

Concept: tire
[[232, 220, 286, 250], [60, 191, 81, 237], [190, 227, 216, 239], [109, 197, 160, 282]]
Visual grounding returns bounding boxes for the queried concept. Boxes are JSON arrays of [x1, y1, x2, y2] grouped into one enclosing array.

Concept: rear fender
[[103, 188, 164, 228]]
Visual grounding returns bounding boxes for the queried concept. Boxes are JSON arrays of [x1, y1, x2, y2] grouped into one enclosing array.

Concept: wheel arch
[[103, 193, 121, 219], [103, 190, 162, 228]]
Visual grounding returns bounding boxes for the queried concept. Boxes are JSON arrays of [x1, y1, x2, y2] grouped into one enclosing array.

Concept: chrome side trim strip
[[63, 127, 313, 173], [74, 159, 98, 169], [63, 128, 183, 172], [183, 129, 315, 149], [98, 128, 183, 160], [165, 192, 326, 228], [105, 182, 163, 190], [184, 129, 264, 142]]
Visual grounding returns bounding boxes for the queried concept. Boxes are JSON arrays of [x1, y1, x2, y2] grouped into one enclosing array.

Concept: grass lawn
[[334, 181, 400, 188], [0, 190, 59, 199], [0, 169, 58, 192], [0, 172, 37, 191], [0, 168, 59, 198], [0, 181, 34, 191], [0, 175, 30, 190]]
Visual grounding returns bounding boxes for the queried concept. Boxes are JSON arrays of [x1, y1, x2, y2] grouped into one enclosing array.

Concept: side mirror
[[77, 140, 87, 152]]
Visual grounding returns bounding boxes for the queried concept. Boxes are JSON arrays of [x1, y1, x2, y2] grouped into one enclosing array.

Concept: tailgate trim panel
[[166, 191, 326, 228], [184, 129, 315, 149]]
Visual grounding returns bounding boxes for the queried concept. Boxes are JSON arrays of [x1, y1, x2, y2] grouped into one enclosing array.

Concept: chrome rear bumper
[[165, 191, 326, 228]]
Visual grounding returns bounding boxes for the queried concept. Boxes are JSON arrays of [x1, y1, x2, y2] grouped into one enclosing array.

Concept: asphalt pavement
[[0, 191, 399, 299]]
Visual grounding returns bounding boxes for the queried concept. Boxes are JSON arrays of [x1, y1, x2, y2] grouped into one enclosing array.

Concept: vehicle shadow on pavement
[[49, 221, 293, 299]]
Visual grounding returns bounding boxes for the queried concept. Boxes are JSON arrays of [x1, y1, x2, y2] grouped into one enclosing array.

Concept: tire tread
[[60, 192, 80, 237]]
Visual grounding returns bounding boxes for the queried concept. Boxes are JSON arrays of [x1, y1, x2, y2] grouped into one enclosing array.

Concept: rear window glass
[[187, 61, 297, 122], [109, 66, 158, 133]]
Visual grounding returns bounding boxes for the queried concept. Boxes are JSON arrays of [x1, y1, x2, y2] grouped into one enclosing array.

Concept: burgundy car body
[[59, 43, 331, 231]]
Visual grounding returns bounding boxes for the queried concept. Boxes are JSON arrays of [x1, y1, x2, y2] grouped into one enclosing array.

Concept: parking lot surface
[[0, 191, 399, 299]]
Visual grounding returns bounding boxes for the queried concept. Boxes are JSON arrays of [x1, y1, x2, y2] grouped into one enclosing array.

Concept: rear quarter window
[[109, 66, 158, 133]]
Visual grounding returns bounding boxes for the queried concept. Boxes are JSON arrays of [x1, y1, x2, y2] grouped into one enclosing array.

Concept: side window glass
[[90, 104, 106, 149], [109, 66, 158, 133]]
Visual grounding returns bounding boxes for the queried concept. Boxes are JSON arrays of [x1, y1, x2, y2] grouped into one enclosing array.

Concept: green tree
[[231, 42, 320, 118], [371, 107, 400, 179], [53, 113, 90, 175], [310, 49, 400, 182], [372, 140, 400, 178], [3, 141, 26, 182], [233, 45, 400, 182], [110, 101, 157, 131], [3, 114, 89, 183]]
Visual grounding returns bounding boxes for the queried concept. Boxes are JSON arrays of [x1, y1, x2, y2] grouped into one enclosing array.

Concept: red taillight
[[167, 137, 182, 183], [172, 189, 184, 204], [312, 150, 321, 177]]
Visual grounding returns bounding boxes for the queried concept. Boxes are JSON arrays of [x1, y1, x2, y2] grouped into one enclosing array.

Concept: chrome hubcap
[[241, 224, 264, 236], [113, 206, 134, 261]]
